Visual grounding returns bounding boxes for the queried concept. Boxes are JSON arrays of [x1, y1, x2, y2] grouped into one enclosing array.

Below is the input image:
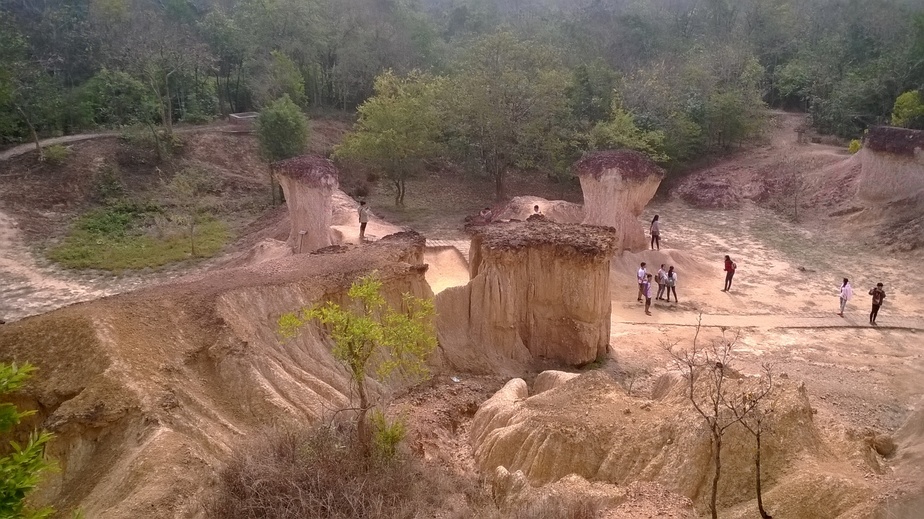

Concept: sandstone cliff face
[[273, 155, 339, 253], [857, 127, 924, 203], [472, 370, 877, 517], [435, 219, 617, 373], [0, 234, 431, 518], [574, 151, 665, 252]]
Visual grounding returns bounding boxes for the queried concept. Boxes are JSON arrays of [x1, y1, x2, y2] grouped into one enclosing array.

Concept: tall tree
[[256, 94, 309, 204], [446, 31, 571, 199], [334, 70, 446, 206], [0, 15, 62, 156]]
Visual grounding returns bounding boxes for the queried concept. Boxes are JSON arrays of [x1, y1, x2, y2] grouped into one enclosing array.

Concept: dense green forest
[[2, 0, 924, 168]]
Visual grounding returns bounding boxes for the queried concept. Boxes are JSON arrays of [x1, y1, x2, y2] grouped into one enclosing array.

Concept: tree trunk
[[215, 74, 226, 117], [494, 169, 505, 201], [188, 217, 197, 257], [163, 70, 173, 136], [269, 168, 277, 206], [356, 375, 370, 457], [756, 427, 772, 518], [711, 433, 721, 519], [16, 106, 43, 161]]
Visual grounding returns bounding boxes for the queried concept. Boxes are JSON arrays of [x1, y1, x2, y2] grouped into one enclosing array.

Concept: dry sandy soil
[[1, 114, 922, 516]]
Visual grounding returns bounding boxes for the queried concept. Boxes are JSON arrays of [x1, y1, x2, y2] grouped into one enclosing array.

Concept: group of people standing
[[837, 279, 888, 325], [636, 262, 678, 315]]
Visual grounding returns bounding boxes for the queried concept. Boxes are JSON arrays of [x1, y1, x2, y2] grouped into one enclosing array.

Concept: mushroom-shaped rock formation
[[434, 219, 617, 372], [857, 126, 924, 203], [573, 150, 665, 252], [272, 155, 339, 253]]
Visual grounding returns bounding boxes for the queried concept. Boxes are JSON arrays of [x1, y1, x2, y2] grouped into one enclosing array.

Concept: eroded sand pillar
[[272, 155, 339, 253], [435, 219, 617, 370], [573, 150, 665, 252]]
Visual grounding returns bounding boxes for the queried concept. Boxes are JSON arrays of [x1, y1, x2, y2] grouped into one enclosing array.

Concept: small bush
[[370, 411, 406, 461], [93, 163, 125, 202], [848, 139, 862, 154], [43, 144, 70, 165], [208, 426, 419, 519]]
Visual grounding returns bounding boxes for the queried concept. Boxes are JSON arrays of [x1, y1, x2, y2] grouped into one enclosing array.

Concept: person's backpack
[[732, 261, 738, 270]]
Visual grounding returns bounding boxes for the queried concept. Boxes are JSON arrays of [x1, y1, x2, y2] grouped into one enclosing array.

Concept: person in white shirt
[[358, 201, 371, 241], [637, 262, 647, 302], [650, 215, 661, 250], [665, 266, 678, 303], [837, 278, 853, 317]]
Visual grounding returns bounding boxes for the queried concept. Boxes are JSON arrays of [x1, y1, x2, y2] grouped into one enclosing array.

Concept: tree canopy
[[2, 0, 923, 160]]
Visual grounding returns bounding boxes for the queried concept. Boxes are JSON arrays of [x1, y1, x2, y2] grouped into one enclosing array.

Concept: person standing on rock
[[656, 264, 667, 300], [358, 200, 371, 241], [533, 205, 542, 216], [837, 278, 853, 317], [869, 283, 886, 325], [666, 266, 678, 303], [650, 215, 661, 250], [637, 262, 648, 302], [723, 255, 737, 292], [644, 274, 653, 315]]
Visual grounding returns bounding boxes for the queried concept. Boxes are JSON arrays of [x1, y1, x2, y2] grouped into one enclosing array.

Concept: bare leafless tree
[[665, 317, 774, 519]]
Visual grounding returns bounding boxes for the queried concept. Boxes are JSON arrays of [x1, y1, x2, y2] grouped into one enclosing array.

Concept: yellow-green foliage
[[370, 410, 406, 461], [848, 139, 862, 154], [892, 91, 924, 129], [279, 272, 436, 384], [278, 272, 436, 453], [589, 102, 668, 162], [0, 363, 54, 519]]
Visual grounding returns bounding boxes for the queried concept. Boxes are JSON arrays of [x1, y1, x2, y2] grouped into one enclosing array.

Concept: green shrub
[[42, 144, 69, 165], [93, 163, 125, 202], [0, 363, 54, 519], [848, 139, 862, 154], [370, 410, 406, 461], [257, 94, 309, 162], [891, 91, 924, 129]]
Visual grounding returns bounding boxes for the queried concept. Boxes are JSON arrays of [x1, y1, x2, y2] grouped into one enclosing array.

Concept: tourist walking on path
[[837, 278, 853, 317], [650, 215, 661, 250], [665, 266, 678, 303], [869, 283, 886, 325], [643, 274, 653, 315], [637, 262, 648, 302], [656, 264, 667, 300], [723, 255, 737, 291], [358, 201, 371, 241]]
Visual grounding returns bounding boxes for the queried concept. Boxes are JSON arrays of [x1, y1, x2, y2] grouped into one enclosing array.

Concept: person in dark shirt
[[868, 283, 886, 326], [722, 255, 737, 292]]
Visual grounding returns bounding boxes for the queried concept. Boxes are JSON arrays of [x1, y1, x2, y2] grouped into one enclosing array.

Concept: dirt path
[[0, 125, 241, 162], [612, 310, 924, 331], [0, 133, 115, 161]]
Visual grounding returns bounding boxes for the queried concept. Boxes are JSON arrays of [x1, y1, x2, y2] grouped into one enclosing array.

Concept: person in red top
[[722, 255, 736, 292]]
